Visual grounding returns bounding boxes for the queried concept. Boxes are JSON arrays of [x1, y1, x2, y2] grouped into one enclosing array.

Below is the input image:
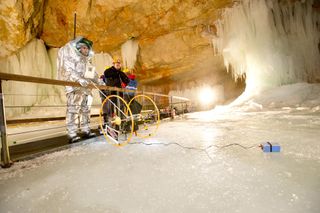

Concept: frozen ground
[[1, 83, 320, 212], [0, 107, 319, 213]]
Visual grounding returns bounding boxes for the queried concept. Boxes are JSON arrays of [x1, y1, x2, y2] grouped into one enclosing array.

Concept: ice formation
[[121, 39, 139, 69], [213, 0, 320, 93], [0, 39, 57, 118], [0, 39, 115, 119]]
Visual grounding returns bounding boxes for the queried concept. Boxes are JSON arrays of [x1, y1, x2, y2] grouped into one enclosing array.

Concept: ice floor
[[0, 109, 320, 213]]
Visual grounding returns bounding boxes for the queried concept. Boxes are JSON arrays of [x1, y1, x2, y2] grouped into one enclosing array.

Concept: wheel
[[127, 94, 160, 139], [99, 94, 134, 146]]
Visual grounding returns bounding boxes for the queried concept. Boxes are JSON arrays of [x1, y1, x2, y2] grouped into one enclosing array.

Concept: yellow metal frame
[[128, 94, 160, 139], [99, 95, 134, 147]]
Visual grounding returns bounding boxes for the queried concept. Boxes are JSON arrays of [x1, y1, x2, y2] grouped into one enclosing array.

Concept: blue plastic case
[[262, 142, 281, 152]]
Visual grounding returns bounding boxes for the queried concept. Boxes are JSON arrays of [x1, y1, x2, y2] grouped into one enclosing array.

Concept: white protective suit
[[57, 37, 100, 139]]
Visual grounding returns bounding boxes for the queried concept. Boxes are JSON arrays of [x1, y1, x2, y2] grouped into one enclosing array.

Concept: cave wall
[[0, 0, 246, 118]]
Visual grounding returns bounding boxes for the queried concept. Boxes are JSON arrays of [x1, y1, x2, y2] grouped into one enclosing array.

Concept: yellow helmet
[[112, 57, 122, 64]]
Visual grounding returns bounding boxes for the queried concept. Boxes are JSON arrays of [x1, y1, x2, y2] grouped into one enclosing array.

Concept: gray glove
[[78, 79, 89, 87], [98, 78, 105, 85]]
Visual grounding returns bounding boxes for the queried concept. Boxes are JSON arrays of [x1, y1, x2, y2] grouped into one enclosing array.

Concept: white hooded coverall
[[57, 37, 99, 138]]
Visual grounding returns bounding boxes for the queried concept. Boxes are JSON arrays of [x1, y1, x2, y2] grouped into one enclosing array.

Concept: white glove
[[98, 78, 105, 85], [78, 79, 89, 87]]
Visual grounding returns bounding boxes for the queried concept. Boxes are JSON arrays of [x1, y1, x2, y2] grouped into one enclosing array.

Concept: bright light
[[198, 87, 215, 105]]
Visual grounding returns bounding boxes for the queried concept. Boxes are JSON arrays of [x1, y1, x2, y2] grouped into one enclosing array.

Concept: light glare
[[199, 87, 215, 105]]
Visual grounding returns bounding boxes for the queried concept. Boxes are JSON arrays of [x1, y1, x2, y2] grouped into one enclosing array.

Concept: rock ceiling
[[1, 0, 241, 92]]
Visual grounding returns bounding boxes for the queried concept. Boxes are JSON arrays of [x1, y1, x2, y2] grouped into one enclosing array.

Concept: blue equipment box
[[261, 142, 281, 152]]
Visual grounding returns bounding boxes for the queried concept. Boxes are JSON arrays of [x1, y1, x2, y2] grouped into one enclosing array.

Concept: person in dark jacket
[[99, 74, 109, 133], [103, 58, 130, 122], [122, 70, 140, 133], [104, 59, 130, 91], [124, 72, 138, 101], [123, 71, 141, 115]]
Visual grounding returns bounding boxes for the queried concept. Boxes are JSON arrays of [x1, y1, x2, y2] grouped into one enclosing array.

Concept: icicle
[[213, 0, 320, 93], [121, 39, 139, 69]]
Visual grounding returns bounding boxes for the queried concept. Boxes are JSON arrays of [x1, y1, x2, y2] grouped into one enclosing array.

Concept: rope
[[128, 141, 259, 161]]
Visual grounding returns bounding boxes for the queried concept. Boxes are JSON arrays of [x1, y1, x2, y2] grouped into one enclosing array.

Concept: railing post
[[170, 96, 174, 119], [116, 91, 120, 118], [181, 102, 184, 116], [0, 80, 12, 168]]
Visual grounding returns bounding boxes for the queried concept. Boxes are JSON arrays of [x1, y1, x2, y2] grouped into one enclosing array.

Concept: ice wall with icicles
[[121, 39, 139, 70], [0, 39, 113, 119], [0, 39, 64, 119], [213, 0, 320, 94]]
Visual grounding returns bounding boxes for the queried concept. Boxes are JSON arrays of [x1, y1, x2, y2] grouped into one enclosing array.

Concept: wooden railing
[[0, 72, 190, 168], [0, 72, 190, 101]]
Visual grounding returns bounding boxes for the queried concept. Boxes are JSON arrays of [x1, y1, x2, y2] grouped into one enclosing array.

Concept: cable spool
[[112, 116, 122, 126]]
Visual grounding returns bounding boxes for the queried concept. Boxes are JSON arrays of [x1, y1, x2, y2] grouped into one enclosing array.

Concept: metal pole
[[73, 12, 77, 39], [116, 91, 121, 122], [0, 81, 12, 168], [170, 96, 174, 119], [181, 102, 184, 116]]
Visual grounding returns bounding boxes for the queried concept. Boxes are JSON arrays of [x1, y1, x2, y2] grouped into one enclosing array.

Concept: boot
[[68, 136, 81, 144], [99, 124, 106, 135], [83, 131, 96, 139]]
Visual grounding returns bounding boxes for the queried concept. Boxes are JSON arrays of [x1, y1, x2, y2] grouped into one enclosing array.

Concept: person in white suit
[[57, 36, 100, 143]]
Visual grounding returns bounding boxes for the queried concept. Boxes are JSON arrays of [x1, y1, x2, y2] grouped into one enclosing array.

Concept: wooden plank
[[6, 114, 101, 125]]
